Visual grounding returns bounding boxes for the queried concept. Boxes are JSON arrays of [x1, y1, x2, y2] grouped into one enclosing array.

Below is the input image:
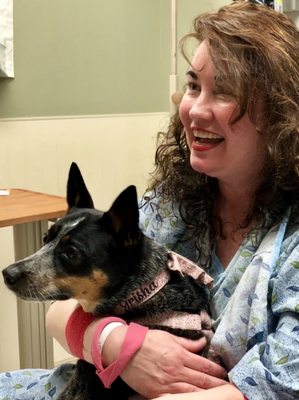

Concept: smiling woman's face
[[179, 40, 266, 188]]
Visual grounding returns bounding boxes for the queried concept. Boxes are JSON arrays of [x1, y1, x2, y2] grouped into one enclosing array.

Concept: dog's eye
[[64, 245, 80, 261]]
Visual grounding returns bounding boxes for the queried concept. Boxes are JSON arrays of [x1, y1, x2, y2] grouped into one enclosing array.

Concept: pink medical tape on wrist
[[91, 321, 148, 388], [65, 306, 96, 359]]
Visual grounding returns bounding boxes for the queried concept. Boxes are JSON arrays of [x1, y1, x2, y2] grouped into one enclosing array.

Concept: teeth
[[193, 130, 222, 139]]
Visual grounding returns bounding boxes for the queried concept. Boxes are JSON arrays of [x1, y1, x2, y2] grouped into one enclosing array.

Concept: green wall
[[0, 0, 230, 118]]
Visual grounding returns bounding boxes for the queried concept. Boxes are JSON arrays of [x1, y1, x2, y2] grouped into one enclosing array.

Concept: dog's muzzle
[[2, 264, 26, 290]]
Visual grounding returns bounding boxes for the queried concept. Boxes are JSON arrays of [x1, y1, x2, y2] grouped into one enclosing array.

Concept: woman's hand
[[102, 328, 228, 399]]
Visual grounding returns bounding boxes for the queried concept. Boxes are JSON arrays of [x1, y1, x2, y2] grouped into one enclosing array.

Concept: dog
[[2, 162, 213, 399]]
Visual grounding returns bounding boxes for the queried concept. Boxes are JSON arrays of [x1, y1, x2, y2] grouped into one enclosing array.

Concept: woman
[[1, 1, 299, 399], [115, 4, 299, 397]]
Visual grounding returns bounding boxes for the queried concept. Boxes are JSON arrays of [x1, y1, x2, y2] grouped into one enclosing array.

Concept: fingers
[[184, 351, 227, 380], [181, 366, 228, 389], [155, 339, 227, 390], [174, 336, 227, 380], [174, 336, 207, 353], [122, 329, 228, 398]]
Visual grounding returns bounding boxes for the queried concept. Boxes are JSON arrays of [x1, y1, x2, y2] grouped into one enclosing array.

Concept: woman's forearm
[[46, 299, 80, 352], [152, 383, 244, 400], [46, 300, 127, 364]]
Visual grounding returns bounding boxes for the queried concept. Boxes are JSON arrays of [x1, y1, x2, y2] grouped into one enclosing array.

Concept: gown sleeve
[[229, 239, 299, 400]]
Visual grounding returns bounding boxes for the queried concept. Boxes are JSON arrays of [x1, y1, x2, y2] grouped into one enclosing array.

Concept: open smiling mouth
[[194, 131, 224, 145]]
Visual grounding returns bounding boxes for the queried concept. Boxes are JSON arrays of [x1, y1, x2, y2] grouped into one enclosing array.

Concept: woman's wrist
[[100, 324, 129, 366], [93, 323, 148, 388], [82, 321, 128, 364]]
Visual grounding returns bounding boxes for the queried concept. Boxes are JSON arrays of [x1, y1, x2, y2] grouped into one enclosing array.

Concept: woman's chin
[[190, 159, 220, 179], [190, 156, 210, 175]]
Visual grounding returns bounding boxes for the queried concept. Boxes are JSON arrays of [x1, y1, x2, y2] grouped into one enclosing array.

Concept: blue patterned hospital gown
[[1, 194, 299, 400]]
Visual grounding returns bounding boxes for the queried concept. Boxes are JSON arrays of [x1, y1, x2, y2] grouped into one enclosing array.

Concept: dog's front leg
[[57, 360, 107, 400]]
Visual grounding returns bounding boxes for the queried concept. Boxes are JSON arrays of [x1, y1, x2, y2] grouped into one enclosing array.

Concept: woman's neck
[[216, 179, 259, 225], [214, 182, 257, 268]]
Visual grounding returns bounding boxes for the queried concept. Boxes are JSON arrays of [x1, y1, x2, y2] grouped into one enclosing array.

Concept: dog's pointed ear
[[102, 185, 140, 245], [66, 162, 94, 210]]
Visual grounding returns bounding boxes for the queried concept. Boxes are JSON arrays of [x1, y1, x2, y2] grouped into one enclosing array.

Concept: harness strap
[[135, 310, 212, 331]]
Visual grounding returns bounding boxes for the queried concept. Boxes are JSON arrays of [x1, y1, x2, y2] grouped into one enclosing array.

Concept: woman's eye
[[186, 82, 200, 92], [215, 91, 227, 98], [214, 85, 235, 101]]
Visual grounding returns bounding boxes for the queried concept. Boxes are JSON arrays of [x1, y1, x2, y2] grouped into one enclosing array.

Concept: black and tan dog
[[2, 163, 212, 400]]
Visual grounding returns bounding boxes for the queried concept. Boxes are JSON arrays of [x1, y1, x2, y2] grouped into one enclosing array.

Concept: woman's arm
[[46, 299, 80, 352], [152, 383, 244, 400], [225, 240, 299, 400], [46, 301, 228, 398]]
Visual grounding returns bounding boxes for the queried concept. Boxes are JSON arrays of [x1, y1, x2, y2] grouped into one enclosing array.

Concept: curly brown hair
[[147, 1, 299, 264]]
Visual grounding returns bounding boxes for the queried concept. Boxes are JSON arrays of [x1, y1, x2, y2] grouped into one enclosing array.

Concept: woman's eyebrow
[[186, 70, 198, 80]]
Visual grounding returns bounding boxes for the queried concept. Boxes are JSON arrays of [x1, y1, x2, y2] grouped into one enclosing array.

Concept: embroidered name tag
[[119, 282, 158, 312], [115, 272, 170, 313]]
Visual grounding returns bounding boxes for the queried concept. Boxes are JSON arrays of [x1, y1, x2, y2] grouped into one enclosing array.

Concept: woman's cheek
[[179, 96, 190, 126]]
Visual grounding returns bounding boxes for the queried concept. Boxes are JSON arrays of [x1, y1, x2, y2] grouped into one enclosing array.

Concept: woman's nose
[[189, 94, 213, 122]]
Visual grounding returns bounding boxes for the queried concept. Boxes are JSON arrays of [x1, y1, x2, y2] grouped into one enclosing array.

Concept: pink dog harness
[[114, 251, 213, 331]]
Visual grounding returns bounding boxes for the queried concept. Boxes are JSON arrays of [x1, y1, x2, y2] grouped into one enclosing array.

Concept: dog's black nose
[[2, 265, 25, 288]]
